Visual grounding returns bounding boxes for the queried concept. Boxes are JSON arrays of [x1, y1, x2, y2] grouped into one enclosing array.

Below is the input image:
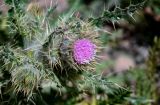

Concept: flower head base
[[73, 39, 96, 64]]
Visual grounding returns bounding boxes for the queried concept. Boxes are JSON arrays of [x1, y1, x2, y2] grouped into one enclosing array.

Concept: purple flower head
[[73, 39, 96, 64]]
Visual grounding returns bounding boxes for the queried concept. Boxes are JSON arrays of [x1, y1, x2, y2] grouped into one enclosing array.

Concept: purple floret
[[73, 39, 96, 64]]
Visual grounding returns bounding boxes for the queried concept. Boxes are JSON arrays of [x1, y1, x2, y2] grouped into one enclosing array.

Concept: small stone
[[114, 54, 135, 72]]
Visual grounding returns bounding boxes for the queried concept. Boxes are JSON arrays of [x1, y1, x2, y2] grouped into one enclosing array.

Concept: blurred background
[[0, 0, 160, 105]]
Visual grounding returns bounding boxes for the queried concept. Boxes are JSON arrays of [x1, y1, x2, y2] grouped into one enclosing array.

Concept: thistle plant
[[89, 0, 146, 27], [146, 37, 160, 105], [0, 0, 131, 104]]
